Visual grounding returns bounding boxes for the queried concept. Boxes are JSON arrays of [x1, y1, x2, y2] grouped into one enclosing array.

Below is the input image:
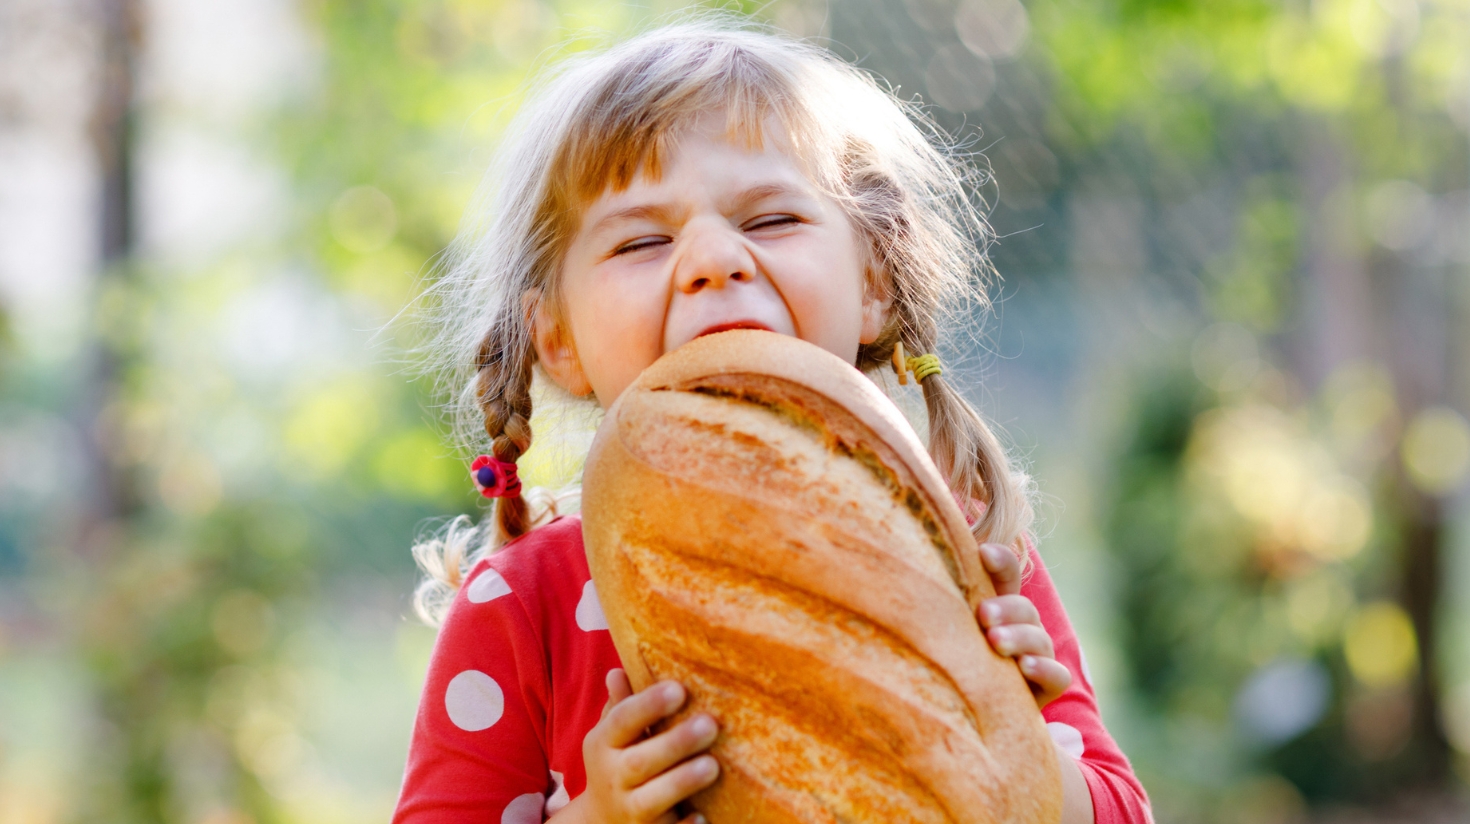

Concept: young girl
[[394, 21, 1150, 824]]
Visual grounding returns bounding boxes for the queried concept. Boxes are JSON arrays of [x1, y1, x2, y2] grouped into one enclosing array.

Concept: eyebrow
[[587, 181, 815, 235]]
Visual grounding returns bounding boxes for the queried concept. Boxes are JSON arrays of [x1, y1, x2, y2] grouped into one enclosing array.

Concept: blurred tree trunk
[[1380, 48, 1453, 789], [1379, 218, 1454, 788], [1400, 490, 1450, 784], [1298, 102, 1452, 791], [83, 0, 142, 531], [83, 1, 165, 822]]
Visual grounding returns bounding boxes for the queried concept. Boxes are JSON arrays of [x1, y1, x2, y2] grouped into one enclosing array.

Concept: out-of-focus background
[[1, 0, 1467, 821]]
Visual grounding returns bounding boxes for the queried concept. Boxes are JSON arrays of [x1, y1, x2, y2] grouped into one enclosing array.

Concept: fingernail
[[663, 682, 683, 704], [991, 627, 1010, 652], [694, 815, 708, 824], [1020, 655, 1036, 671], [697, 755, 719, 776], [981, 602, 1000, 623], [692, 715, 716, 739]]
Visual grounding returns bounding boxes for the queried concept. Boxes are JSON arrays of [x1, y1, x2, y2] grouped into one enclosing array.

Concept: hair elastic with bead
[[891, 341, 943, 385], [470, 455, 522, 498]]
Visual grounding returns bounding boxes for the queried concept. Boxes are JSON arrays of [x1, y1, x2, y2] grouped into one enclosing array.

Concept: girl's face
[[536, 118, 890, 407]]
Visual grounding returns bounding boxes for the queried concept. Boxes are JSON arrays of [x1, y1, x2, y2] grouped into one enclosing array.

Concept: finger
[[986, 623, 1054, 659], [977, 594, 1041, 629], [604, 680, 686, 748], [677, 814, 709, 824], [626, 755, 720, 820], [1020, 655, 1072, 708], [602, 669, 633, 721], [619, 714, 719, 788], [979, 542, 1022, 596]]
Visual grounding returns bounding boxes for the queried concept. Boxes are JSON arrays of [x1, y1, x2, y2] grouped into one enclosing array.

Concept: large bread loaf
[[581, 330, 1062, 824]]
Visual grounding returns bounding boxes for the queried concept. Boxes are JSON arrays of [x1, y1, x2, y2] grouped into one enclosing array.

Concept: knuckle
[[634, 786, 668, 820], [605, 699, 635, 725], [621, 748, 648, 778]]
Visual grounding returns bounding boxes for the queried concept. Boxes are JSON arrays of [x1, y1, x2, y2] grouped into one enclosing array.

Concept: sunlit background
[[1, 0, 1468, 822]]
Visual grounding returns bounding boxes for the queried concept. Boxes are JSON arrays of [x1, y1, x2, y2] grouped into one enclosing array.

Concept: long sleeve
[[1022, 546, 1154, 824]]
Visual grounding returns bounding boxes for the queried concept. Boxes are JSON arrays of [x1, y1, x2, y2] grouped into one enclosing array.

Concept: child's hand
[[579, 669, 719, 824], [976, 542, 1071, 709]]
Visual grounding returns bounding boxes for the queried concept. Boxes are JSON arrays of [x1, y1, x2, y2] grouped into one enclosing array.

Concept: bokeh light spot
[[1401, 406, 1470, 495], [1443, 682, 1470, 754], [1365, 179, 1434, 251], [954, 0, 1029, 61], [1297, 476, 1371, 559], [1285, 572, 1353, 645], [235, 706, 307, 780], [1234, 657, 1331, 745], [1343, 601, 1418, 688]]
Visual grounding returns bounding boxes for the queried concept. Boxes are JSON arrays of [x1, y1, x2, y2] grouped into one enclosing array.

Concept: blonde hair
[[412, 18, 1033, 625]]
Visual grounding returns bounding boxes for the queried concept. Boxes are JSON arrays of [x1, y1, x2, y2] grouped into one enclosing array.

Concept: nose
[[671, 220, 757, 294]]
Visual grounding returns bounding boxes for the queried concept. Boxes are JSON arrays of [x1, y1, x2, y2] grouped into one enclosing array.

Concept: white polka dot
[[575, 580, 609, 631], [1047, 722, 1085, 759], [445, 670, 504, 731], [1078, 646, 1093, 687], [545, 769, 569, 815], [501, 792, 545, 824], [467, 568, 512, 604]]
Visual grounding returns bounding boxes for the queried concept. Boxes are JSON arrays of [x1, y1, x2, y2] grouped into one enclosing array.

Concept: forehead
[[581, 119, 817, 215]]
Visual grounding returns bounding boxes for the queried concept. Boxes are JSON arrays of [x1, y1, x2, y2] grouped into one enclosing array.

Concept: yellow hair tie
[[907, 353, 943, 382], [891, 342, 943, 384]]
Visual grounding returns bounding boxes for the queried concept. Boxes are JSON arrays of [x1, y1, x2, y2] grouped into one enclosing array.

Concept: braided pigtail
[[473, 323, 537, 544], [410, 321, 549, 626]]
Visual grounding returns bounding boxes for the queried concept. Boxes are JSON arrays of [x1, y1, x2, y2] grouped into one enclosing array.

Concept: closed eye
[[612, 236, 670, 255], [743, 214, 802, 232]]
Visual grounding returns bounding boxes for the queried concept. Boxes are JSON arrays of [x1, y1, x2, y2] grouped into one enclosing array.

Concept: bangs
[[548, 39, 808, 210]]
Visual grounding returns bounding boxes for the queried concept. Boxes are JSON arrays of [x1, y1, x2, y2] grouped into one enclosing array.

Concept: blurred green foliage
[[1, 1, 1468, 823]]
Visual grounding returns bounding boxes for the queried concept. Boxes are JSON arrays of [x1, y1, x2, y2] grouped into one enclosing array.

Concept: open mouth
[[695, 321, 775, 339]]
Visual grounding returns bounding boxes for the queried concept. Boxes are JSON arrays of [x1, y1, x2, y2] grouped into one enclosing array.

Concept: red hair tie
[[471, 455, 521, 498]]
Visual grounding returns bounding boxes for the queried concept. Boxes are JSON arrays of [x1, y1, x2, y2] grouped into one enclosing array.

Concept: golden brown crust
[[582, 330, 1062, 824]]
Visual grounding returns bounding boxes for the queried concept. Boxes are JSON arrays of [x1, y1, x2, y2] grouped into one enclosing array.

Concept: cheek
[[564, 266, 667, 402], [791, 222, 870, 359]]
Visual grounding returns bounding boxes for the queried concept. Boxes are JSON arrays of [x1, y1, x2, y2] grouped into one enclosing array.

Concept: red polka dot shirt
[[393, 516, 1152, 823]]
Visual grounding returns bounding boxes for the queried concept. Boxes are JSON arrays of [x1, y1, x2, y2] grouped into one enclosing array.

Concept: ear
[[858, 273, 894, 345], [526, 289, 593, 397]]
